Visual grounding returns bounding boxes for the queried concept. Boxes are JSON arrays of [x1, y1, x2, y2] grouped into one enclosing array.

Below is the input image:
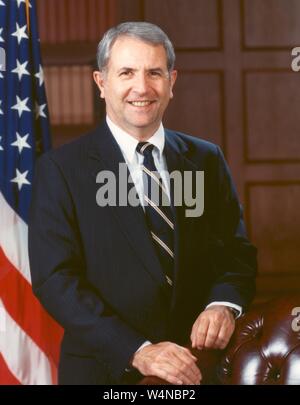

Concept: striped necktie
[[136, 142, 174, 286]]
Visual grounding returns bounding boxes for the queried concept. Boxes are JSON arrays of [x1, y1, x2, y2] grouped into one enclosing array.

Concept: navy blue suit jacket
[[28, 121, 257, 384]]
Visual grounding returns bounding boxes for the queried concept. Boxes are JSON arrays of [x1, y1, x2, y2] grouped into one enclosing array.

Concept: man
[[28, 22, 257, 385]]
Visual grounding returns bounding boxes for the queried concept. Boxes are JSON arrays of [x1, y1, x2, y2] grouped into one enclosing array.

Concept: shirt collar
[[106, 116, 165, 164]]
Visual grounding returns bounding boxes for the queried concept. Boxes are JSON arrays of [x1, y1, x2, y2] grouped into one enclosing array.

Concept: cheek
[[113, 87, 130, 103], [161, 84, 173, 100], [106, 88, 124, 105]]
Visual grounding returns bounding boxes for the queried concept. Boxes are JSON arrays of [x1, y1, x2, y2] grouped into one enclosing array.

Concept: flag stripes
[[0, 248, 61, 366], [0, 298, 52, 385], [0, 354, 21, 385], [0, 0, 63, 384], [0, 192, 31, 284]]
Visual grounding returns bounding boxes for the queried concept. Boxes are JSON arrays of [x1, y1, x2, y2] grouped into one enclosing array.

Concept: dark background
[[36, 0, 300, 304]]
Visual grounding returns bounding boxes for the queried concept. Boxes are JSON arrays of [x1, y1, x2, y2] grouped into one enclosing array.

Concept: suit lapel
[[164, 130, 198, 295], [87, 122, 169, 293], [87, 123, 201, 300]]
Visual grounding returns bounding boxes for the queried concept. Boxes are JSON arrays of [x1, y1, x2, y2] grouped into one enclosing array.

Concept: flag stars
[[16, 0, 32, 7], [11, 95, 30, 117], [11, 132, 31, 154], [35, 65, 44, 86], [11, 23, 28, 44], [10, 169, 30, 191], [0, 1, 4, 6], [12, 60, 30, 81], [0, 28, 4, 42], [35, 102, 46, 119], [0, 136, 3, 151], [0, 100, 3, 115]]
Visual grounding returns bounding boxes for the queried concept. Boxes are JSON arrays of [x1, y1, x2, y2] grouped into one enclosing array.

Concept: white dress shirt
[[106, 116, 242, 361], [106, 116, 170, 208]]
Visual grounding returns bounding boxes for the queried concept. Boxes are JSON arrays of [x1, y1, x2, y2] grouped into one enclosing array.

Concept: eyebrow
[[149, 68, 165, 73], [117, 67, 134, 73], [117, 67, 166, 73]]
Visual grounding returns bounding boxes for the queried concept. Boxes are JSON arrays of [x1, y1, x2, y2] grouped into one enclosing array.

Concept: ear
[[93, 70, 106, 99], [169, 70, 177, 99]]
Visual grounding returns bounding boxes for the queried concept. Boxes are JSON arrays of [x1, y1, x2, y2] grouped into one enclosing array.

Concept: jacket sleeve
[[205, 146, 257, 310], [28, 153, 146, 382]]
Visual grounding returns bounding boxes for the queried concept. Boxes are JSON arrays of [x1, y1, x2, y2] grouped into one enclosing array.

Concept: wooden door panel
[[38, 0, 300, 302]]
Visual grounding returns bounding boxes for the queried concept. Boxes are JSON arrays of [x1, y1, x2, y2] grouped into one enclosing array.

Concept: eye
[[150, 71, 161, 77], [120, 70, 133, 77]]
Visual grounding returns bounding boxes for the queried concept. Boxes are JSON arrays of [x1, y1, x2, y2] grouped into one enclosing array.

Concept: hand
[[131, 341, 202, 385], [190, 305, 235, 350]]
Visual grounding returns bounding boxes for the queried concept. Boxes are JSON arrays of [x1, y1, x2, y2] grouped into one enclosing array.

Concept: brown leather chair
[[139, 295, 300, 385]]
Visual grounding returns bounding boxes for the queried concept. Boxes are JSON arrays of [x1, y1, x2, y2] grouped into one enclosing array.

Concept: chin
[[133, 122, 153, 128], [132, 115, 159, 126]]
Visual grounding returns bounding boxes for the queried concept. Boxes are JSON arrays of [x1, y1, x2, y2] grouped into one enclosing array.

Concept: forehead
[[108, 36, 168, 69]]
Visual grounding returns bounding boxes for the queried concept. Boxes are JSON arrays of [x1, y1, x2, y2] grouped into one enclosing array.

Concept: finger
[[176, 345, 198, 361], [172, 351, 200, 379], [190, 321, 198, 346], [164, 353, 199, 384], [154, 361, 197, 385], [168, 353, 201, 385], [193, 318, 209, 349], [172, 351, 202, 384], [167, 345, 203, 384], [173, 347, 200, 376], [214, 334, 229, 349], [203, 322, 220, 348], [190, 319, 203, 347], [154, 365, 183, 385], [214, 322, 234, 349]]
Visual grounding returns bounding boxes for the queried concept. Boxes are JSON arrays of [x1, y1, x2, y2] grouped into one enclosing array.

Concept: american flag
[[0, 0, 62, 384]]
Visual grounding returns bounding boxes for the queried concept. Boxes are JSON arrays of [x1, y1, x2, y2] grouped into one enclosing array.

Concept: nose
[[132, 72, 149, 95]]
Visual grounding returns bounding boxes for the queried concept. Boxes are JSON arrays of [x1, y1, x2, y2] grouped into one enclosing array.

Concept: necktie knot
[[136, 142, 155, 157]]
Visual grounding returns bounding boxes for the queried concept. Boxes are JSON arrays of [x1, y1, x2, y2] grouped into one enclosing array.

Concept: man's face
[[93, 36, 177, 139]]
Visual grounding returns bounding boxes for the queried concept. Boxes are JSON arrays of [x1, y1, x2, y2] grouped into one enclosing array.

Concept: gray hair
[[96, 22, 175, 72]]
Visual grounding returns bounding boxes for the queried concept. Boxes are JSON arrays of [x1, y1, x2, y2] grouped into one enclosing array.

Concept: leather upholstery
[[140, 295, 300, 385]]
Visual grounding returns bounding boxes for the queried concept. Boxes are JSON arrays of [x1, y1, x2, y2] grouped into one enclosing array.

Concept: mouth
[[127, 100, 155, 107]]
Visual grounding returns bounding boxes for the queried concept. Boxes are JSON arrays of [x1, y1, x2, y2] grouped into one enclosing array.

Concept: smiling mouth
[[128, 101, 155, 107]]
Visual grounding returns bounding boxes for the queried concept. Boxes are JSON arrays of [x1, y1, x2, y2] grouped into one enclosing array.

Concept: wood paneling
[[247, 183, 300, 274], [144, 0, 221, 50], [37, 0, 114, 43], [114, 0, 143, 22], [247, 182, 300, 300], [164, 71, 224, 148], [244, 71, 300, 162], [38, 0, 300, 302], [255, 274, 300, 303], [41, 43, 97, 66], [51, 124, 96, 148], [44, 66, 94, 125], [242, 0, 300, 49]]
